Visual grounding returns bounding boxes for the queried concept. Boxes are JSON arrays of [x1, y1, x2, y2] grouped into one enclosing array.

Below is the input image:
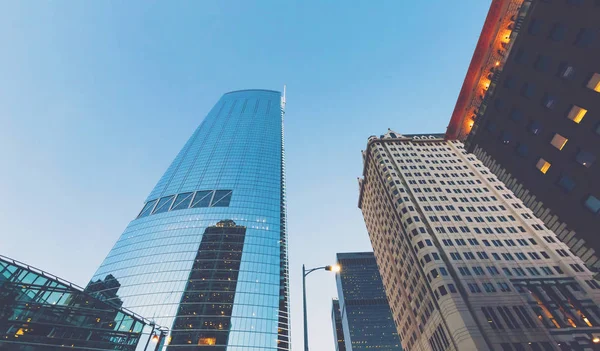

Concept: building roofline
[[445, 0, 514, 140], [224, 89, 281, 95]]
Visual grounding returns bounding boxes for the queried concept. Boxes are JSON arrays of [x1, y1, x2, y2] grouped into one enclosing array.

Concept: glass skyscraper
[[334, 252, 402, 351], [88, 89, 289, 350]]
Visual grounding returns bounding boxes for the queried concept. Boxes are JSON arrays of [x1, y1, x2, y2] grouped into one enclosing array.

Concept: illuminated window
[[198, 337, 217, 345], [550, 134, 568, 150], [586, 73, 600, 93], [566, 105, 587, 123], [536, 158, 551, 174]]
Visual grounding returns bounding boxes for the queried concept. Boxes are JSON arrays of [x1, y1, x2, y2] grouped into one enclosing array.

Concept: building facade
[[88, 89, 290, 350], [446, 0, 600, 270], [331, 299, 347, 351], [334, 252, 401, 351], [358, 131, 600, 351], [0, 255, 164, 350]]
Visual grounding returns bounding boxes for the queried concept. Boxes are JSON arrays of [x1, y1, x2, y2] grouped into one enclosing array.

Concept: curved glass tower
[[88, 89, 289, 350]]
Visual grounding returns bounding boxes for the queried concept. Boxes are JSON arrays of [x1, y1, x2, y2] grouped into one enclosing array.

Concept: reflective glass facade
[[331, 299, 346, 351], [88, 89, 289, 350], [0, 255, 160, 350], [335, 252, 401, 351]]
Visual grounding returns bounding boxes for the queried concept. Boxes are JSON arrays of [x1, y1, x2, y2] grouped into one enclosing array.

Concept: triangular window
[[192, 191, 213, 208], [211, 190, 232, 207], [152, 195, 175, 214], [171, 192, 194, 210], [137, 199, 157, 218]]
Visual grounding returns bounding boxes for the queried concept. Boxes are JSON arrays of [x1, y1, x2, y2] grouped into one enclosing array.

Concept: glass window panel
[[557, 175, 576, 192], [536, 158, 551, 174], [549, 23, 567, 41], [152, 195, 175, 214], [567, 105, 587, 123], [137, 199, 157, 218], [550, 134, 568, 150], [172, 192, 194, 210], [211, 190, 233, 207], [576, 150, 596, 168], [584, 195, 600, 214], [192, 190, 213, 208], [516, 144, 528, 157], [587, 73, 600, 92]]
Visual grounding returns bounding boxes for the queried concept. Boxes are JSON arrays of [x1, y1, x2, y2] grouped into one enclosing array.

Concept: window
[[528, 19, 542, 35], [171, 192, 194, 210], [528, 121, 542, 135], [533, 55, 551, 72], [550, 133, 568, 150], [557, 175, 576, 192], [566, 105, 587, 123], [521, 82, 535, 98], [152, 195, 175, 214], [558, 62, 576, 79], [576, 150, 596, 167], [192, 190, 213, 208], [574, 28, 596, 48], [211, 190, 233, 207], [500, 131, 513, 145], [536, 158, 551, 174], [541, 94, 557, 109], [549, 23, 567, 41], [503, 75, 517, 89], [514, 47, 527, 64], [494, 99, 506, 111], [509, 108, 523, 122], [138, 199, 158, 218], [587, 73, 600, 93], [584, 195, 600, 214]]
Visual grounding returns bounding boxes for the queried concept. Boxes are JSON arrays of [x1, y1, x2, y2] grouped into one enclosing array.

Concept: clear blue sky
[[0, 1, 490, 349]]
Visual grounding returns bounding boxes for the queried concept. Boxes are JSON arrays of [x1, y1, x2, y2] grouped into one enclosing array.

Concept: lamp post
[[302, 263, 341, 351]]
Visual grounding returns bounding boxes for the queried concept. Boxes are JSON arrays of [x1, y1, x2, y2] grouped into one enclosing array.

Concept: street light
[[302, 263, 341, 351]]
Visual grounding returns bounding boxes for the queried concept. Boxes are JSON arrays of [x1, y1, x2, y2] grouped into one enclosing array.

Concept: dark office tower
[[169, 220, 246, 349], [359, 131, 600, 350], [331, 299, 346, 351], [334, 252, 401, 351], [88, 89, 290, 350], [446, 0, 600, 271]]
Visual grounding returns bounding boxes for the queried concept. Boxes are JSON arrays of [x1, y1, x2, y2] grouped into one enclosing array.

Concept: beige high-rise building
[[358, 130, 600, 351]]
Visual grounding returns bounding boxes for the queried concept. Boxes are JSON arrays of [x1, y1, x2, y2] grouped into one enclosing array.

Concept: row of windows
[[482, 306, 536, 331], [137, 190, 233, 219]]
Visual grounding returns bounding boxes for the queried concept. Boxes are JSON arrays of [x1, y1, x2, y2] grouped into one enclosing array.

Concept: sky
[[0, 1, 490, 349]]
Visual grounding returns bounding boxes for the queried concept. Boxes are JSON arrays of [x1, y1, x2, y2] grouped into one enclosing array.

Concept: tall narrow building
[[331, 299, 347, 351], [88, 89, 290, 350], [358, 131, 600, 351], [334, 252, 401, 351], [446, 0, 600, 270]]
